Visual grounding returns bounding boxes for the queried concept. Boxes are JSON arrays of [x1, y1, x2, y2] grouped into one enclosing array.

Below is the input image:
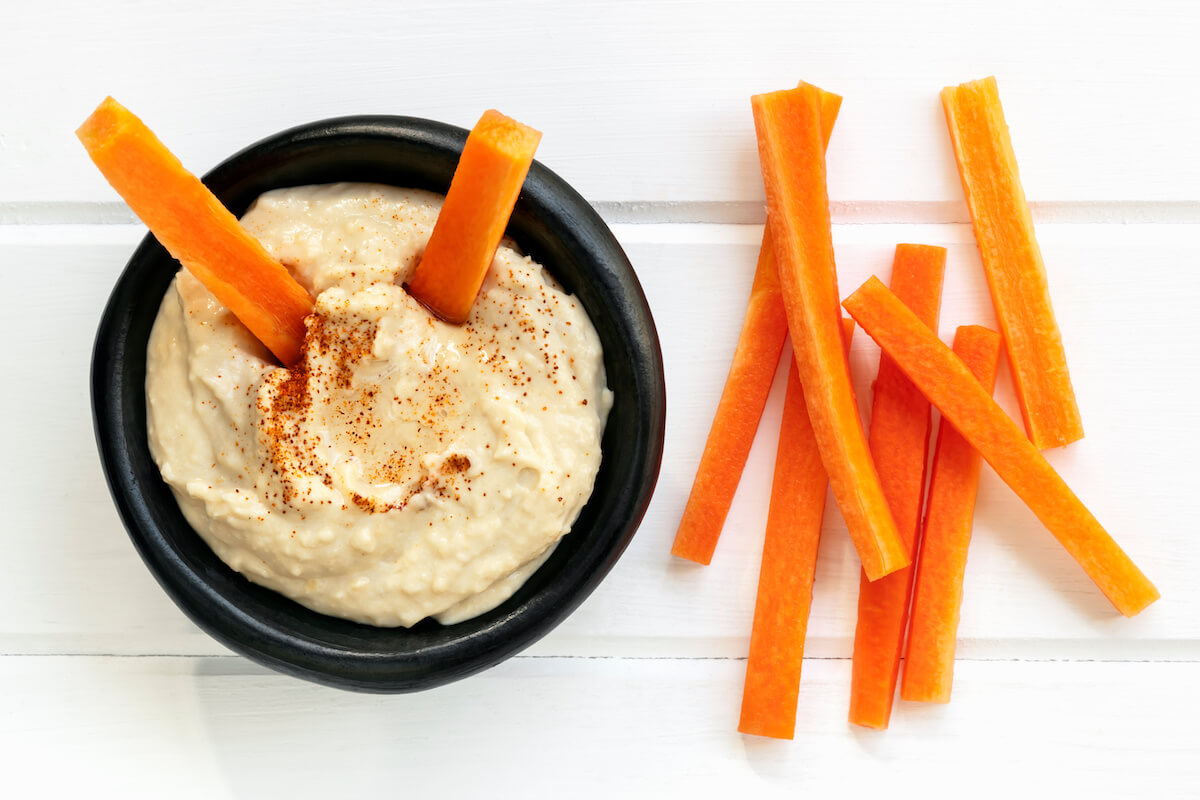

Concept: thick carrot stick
[[77, 97, 313, 365], [843, 277, 1159, 616], [901, 325, 1002, 704], [848, 245, 946, 729], [672, 87, 842, 565], [406, 110, 542, 324], [740, 319, 855, 740], [752, 85, 908, 581], [942, 77, 1083, 450]]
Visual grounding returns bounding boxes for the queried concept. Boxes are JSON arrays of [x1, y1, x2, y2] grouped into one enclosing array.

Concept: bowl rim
[[91, 114, 666, 692]]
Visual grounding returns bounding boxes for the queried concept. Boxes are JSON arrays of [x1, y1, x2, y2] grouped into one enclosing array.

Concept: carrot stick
[[843, 277, 1159, 616], [901, 325, 1002, 704], [751, 84, 908, 581], [739, 318, 855, 740], [671, 232, 788, 564], [848, 244, 946, 729], [77, 97, 313, 365], [942, 77, 1083, 450], [406, 110, 542, 324], [672, 86, 842, 565]]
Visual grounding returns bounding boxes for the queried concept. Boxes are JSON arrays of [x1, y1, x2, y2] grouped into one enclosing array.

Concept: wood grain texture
[[1, 1, 1198, 209], [2, 224, 1197, 658], [1, 656, 1196, 797]]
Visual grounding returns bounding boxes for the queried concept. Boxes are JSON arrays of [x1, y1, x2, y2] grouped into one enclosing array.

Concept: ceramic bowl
[[91, 116, 665, 691]]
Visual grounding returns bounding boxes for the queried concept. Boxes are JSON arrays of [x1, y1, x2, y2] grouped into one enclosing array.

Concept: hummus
[[145, 183, 612, 627]]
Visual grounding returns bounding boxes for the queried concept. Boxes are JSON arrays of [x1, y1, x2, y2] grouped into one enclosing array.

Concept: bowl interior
[[92, 116, 665, 691]]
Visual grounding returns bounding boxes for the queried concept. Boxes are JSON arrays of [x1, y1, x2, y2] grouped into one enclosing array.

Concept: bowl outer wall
[[90, 116, 665, 692]]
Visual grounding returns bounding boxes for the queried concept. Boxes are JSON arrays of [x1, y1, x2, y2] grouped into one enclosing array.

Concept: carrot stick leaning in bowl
[[752, 84, 908, 581], [901, 325, 1002, 704], [739, 318, 854, 740], [407, 110, 542, 324], [848, 244, 946, 730], [671, 86, 842, 565], [77, 97, 314, 366], [842, 276, 1159, 617]]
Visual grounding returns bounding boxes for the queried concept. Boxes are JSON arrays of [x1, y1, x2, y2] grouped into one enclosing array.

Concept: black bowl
[[91, 116, 666, 692]]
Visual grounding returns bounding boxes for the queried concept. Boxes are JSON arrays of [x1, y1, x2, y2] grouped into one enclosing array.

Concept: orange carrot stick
[[752, 84, 908, 581], [843, 277, 1159, 616], [77, 97, 313, 365], [901, 325, 1002, 704], [848, 244, 946, 730], [671, 232, 789, 564], [406, 110, 542, 324], [942, 77, 1083, 450], [740, 319, 855, 740], [672, 87, 842, 565]]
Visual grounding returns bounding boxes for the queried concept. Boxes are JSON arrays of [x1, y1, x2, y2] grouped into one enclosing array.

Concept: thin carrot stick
[[901, 325, 1002, 704], [672, 87, 842, 565], [740, 319, 855, 740], [848, 244, 946, 730], [406, 110, 542, 324], [752, 84, 908, 581], [77, 97, 313, 365], [843, 277, 1159, 616], [942, 77, 1083, 449], [671, 232, 788, 564]]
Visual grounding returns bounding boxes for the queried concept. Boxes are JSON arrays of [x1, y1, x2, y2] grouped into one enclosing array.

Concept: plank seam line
[[2, 200, 1198, 226], [0, 653, 1196, 664], [594, 200, 1200, 225]]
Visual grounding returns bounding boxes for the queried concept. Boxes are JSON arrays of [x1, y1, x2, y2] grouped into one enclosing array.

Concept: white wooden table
[[3, 1, 1198, 795]]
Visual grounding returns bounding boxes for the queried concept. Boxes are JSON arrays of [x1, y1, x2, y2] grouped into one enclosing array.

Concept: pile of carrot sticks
[[671, 77, 1158, 738]]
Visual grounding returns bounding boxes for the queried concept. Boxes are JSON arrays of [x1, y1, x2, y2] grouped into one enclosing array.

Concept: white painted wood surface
[[2, 0, 1198, 795], [4, 0, 1200, 214], [4, 656, 1197, 797]]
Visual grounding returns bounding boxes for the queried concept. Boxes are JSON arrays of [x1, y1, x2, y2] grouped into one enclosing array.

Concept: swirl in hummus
[[146, 183, 612, 626]]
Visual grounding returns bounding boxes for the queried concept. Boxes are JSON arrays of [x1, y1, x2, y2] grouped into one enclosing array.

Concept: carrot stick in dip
[[848, 244, 946, 730], [77, 97, 313, 365], [752, 84, 908, 581], [901, 325, 1002, 704], [843, 277, 1159, 616], [739, 319, 854, 740], [406, 110, 542, 324], [941, 77, 1083, 449], [672, 87, 842, 565]]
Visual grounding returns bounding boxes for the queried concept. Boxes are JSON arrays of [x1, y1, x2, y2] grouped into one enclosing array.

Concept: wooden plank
[[575, 223, 1200, 656], [1, 655, 1196, 796], [1, 1, 1198, 209], [1, 224, 1197, 657]]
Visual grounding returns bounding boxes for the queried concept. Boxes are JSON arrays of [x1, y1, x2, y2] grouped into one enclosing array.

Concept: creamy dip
[[146, 183, 611, 627]]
